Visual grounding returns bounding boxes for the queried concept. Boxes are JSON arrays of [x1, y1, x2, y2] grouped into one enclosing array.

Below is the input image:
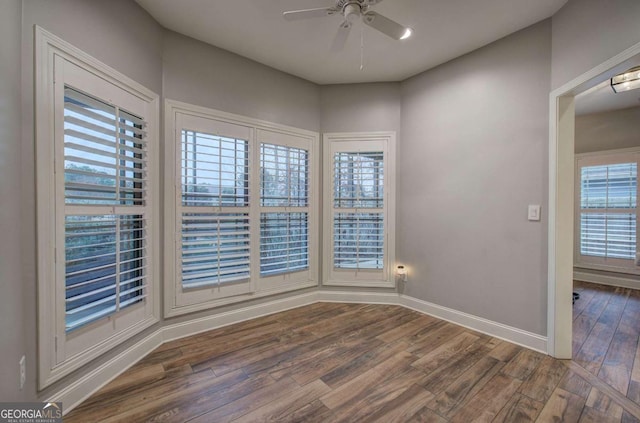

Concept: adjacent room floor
[[66, 299, 640, 422], [573, 281, 640, 413]]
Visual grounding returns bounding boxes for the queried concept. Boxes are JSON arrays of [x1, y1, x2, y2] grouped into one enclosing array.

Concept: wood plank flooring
[[573, 280, 640, 417], [65, 298, 640, 422]]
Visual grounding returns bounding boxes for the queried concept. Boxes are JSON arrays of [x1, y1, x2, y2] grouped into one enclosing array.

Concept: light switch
[[528, 205, 541, 221]]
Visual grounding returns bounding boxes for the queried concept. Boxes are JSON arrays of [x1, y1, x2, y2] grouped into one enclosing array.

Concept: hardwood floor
[[573, 281, 640, 417], [65, 300, 640, 422]]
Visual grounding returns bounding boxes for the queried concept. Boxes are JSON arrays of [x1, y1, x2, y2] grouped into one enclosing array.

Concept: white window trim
[[322, 132, 397, 288], [164, 99, 319, 317], [574, 146, 640, 276], [35, 27, 160, 389]]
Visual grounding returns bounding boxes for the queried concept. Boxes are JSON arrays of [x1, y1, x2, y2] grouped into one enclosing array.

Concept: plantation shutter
[[580, 162, 637, 261], [332, 151, 385, 270], [259, 142, 310, 276], [180, 129, 251, 288], [63, 87, 148, 332]]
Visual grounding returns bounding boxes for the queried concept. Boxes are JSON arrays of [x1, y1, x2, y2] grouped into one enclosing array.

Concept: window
[[36, 28, 159, 388], [260, 143, 309, 276], [63, 88, 147, 332], [165, 102, 318, 316], [180, 130, 250, 289], [323, 133, 396, 287], [333, 152, 384, 270], [575, 151, 640, 273]]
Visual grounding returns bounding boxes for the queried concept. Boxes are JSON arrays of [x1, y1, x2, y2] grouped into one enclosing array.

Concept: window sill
[[164, 280, 319, 318], [41, 313, 158, 389], [323, 279, 396, 289], [574, 262, 640, 277]]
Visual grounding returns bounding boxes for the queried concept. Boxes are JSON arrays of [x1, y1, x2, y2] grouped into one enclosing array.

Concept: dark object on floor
[[573, 291, 580, 304]]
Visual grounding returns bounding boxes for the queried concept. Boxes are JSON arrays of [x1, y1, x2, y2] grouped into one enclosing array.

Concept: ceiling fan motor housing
[[343, 3, 361, 22], [336, 0, 381, 9]]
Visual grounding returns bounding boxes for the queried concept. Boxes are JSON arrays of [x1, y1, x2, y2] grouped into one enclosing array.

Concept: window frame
[[173, 113, 254, 307], [35, 27, 160, 389], [322, 132, 396, 288], [574, 147, 640, 275], [258, 129, 315, 291], [165, 100, 319, 317]]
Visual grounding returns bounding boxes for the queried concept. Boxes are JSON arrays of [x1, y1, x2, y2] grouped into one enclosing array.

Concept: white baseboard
[[162, 292, 318, 342], [399, 295, 548, 354], [574, 270, 640, 291], [317, 290, 400, 305], [47, 330, 163, 415], [51, 290, 548, 414]]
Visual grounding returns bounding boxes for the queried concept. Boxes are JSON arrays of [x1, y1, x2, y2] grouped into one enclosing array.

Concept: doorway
[[548, 43, 640, 359]]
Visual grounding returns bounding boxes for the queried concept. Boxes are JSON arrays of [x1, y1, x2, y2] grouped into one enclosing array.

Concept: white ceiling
[[136, 0, 567, 85], [575, 77, 640, 116]]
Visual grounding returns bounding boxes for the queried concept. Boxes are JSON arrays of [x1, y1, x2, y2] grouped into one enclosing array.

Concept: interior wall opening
[[549, 45, 640, 360]]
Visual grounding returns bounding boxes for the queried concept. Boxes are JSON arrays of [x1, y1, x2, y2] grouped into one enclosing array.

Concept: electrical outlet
[[19, 356, 25, 390]]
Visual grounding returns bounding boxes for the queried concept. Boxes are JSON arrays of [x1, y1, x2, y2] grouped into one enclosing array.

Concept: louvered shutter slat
[[181, 130, 249, 208], [259, 212, 309, 276], [181, 212, 251, 288]]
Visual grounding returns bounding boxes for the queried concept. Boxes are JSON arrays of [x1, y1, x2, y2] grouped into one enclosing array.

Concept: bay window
[[165, 102, 318, 316]]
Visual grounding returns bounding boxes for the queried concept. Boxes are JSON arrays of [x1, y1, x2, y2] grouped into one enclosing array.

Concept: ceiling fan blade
[[283, 7, 337, 21], [331, 22, 352, 52], [362, 11, 412, 40]]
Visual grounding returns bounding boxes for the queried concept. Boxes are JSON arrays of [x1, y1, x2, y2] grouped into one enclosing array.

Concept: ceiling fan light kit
[[611, 66, 640, 93], [283, 0, 413, 43]]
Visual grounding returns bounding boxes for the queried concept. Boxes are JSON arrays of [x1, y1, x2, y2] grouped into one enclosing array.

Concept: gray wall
[[575, 106, 640, 154], [318, 83, 401, 291], [552, 0, 640, 89], [10, 0, 640, 405], [0, 0, 26, 402], [398, 20, 551, 335], [320, 83, 401, 133], [20, 0, 164, 401], [163, 31, 320, 132], [160, 31, 324, 318], [15, 0, 323, 401]]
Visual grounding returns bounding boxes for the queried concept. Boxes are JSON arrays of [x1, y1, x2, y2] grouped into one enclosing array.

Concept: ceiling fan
[[283, 0, 412, 50]]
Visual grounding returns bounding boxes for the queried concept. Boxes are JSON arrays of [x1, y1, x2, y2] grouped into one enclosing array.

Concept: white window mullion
[[115, 107, 122, 205], [355, 208, 360, 275], [216, 214, 222, 285], [217, 137, 222, 204], [286, 210, 291, 273], [114, 212, 122, 312], [113, 109, 122, 314]]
